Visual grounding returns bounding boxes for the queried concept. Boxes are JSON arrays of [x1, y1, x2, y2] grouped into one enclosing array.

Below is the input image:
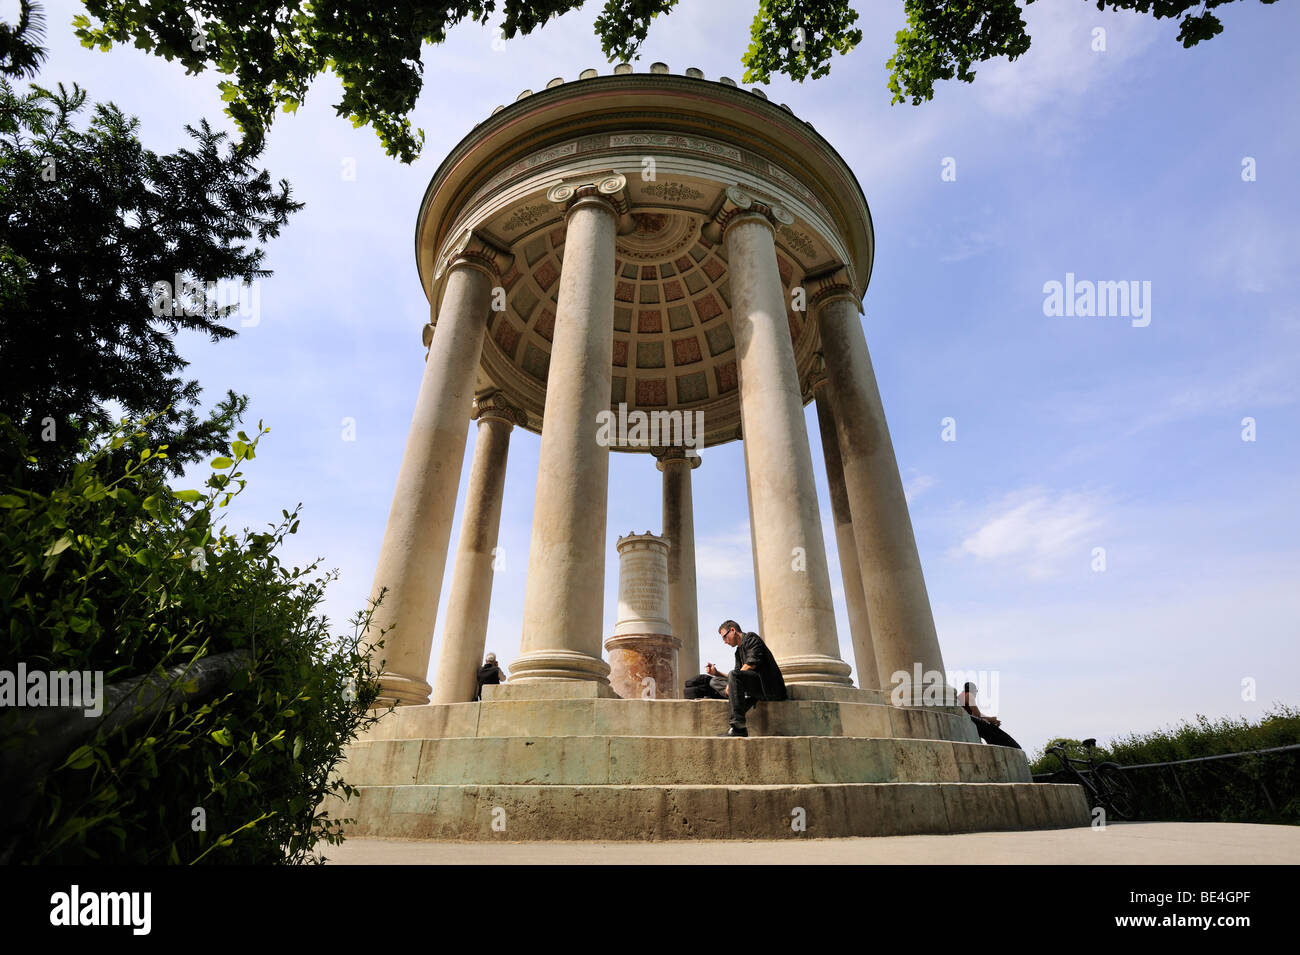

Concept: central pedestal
[[605, 532, 680, 700]]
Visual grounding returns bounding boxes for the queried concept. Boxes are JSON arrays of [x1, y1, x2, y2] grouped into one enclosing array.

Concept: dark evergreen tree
[[0, 79, 301, 483]]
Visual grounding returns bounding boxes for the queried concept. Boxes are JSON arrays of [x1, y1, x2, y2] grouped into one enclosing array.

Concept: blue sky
[[29, 0, 1299, 754]]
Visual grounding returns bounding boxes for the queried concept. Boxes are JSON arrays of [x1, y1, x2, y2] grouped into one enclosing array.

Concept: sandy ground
[[323, 822, 1299, 864]]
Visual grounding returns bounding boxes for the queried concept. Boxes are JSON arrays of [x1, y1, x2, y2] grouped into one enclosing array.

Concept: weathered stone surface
[[366, 701, 481, 741], [605, 633, 680, 701], [356, 698, 984, 742], [348, 735, 1026, 787], [339, 689, 1077, 841], [337, 782, 1089, 840], [482, 682, 618, 701]]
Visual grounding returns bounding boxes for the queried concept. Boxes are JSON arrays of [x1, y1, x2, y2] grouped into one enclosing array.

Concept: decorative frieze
[[502, 202, 553, 232], [641, 181, 704, 202], [778, 225, 817, 259]]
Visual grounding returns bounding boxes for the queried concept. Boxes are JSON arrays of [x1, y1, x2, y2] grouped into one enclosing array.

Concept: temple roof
[[414, 66, 875, 449]]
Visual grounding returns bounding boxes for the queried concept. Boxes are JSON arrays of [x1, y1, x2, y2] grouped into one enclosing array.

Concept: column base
[[884, 682, 960, 707], [508, 648, 612, 685], [777, 653, 855, 687], [375, 671, 433, 707]]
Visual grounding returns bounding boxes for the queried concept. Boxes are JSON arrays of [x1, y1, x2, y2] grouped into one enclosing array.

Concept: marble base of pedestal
[[604, 633, 681, 700]]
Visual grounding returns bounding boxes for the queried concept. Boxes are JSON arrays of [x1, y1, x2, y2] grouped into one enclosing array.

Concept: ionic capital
[[546, 173, 630, 221], [708, 185, 795, 243], [472, 390, 526, 428], [436, 228, 515, 282], [652, 445, 703, 471], [806, 263, 861, 310], [802, 352, 830, 400]]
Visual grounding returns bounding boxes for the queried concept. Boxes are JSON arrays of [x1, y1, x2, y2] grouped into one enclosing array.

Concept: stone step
[[333, 782, 1090, 840], [364, 698, 980, 744], [343, 734, 1031, 787], [479, 682, 900, 705]]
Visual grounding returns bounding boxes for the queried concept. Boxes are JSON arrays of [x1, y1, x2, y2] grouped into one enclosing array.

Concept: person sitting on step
[[957, 681, 1022, 749], [474, 652, 508, 701], [707, 619, 787, 737]]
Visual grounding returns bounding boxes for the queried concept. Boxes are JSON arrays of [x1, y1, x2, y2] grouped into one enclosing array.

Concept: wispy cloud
[[1205, 211, 1299, 295], [974, 2, 1160, 118], [1123, 356, 1300, 435], [695, 524, 755, 584], [904, 472, 938, 503], [954, 487, 1106, 577]]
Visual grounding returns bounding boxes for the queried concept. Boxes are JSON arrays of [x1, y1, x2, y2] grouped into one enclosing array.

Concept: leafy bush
[[0, 414, 388, 863], [1030, 706, 1300, 825]]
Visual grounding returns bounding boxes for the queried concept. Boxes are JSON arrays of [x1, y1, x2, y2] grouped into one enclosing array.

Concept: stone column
[[740, 423, 765, 638], [813, 270, 949, 703], [364, 231, 513, 706], [605, 533, 680, 699], [719, 187, 851, 686], [430, 392, 524, 704], [654, 447, 701, 689], [511, 175, 627, 685], [807, 357, 880, 691]]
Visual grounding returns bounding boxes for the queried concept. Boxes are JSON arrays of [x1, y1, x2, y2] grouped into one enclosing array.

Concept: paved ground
[[325, 822, 1299, 864]]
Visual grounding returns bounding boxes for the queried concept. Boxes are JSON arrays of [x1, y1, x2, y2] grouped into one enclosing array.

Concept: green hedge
[[0, 416, 387, 862], [1030, 705, 1300, 825]]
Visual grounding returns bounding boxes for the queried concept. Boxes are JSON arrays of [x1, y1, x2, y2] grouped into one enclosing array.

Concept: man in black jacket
[[706, 619, 787, 737], [474, 652, 508, 701]]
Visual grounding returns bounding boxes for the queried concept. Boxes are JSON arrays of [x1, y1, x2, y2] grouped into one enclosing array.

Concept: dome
[[415, 68, 875, 449]]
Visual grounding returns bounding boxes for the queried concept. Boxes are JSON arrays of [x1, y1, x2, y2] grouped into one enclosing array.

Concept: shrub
[[0, 414, 388, 863], [1029, 706, 1300, 825]]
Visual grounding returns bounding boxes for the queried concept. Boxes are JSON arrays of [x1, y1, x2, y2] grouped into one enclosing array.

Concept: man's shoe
[[716, 726, 748, 737]]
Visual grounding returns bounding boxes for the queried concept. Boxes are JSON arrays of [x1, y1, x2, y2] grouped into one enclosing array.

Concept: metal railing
[[1034, 742, 1300, 820]]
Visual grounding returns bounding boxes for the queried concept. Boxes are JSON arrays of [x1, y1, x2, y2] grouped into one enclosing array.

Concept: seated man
[[474, 652, 508, 701], [706, 619, 787, 737], [956, 681, 1022, 749]]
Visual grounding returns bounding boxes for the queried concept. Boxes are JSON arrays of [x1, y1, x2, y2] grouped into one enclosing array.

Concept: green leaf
[[0, 494, 25, 508], [172, 489, 203, 503], [44, 534, 75, 557], [211, 728, 233, 746], [63, 746, 97, 771], [210, 456, 234, 469]]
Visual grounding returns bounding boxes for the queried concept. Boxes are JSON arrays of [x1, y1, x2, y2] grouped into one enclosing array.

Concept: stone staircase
[[334, 684, 1090, 840]]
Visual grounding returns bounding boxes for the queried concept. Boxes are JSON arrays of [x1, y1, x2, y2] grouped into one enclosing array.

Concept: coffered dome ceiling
[[416, 68, 875, 450]]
